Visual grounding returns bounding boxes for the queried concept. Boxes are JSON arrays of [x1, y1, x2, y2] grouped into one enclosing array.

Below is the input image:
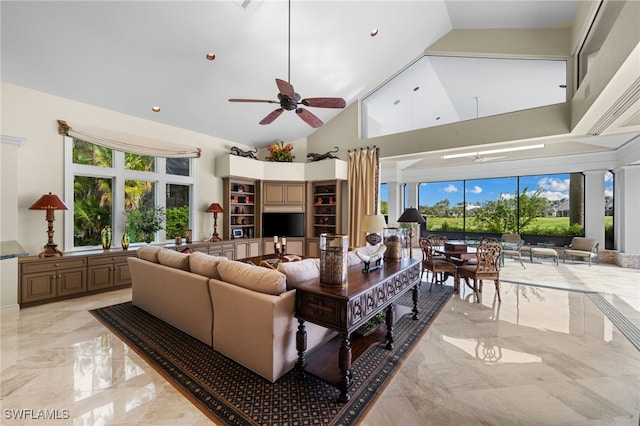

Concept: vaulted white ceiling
[[2, 0, 583, 147]]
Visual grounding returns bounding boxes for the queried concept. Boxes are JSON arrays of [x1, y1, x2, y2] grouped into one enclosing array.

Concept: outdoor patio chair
[[501, 233, 525, 269], [563, 237, 599, 266]]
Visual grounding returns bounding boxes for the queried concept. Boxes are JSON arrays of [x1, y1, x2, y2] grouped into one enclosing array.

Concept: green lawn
[[426, 216, 612, 234]]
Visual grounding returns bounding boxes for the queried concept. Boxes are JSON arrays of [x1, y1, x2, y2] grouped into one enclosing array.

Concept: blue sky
[[380, 172, 613, 207]]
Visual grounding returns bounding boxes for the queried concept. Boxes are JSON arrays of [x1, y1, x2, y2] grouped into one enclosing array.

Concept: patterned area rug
[[90, 285, 453, 425]]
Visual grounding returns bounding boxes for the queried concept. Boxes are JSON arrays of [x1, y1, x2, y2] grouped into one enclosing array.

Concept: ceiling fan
[[228, 0, 346, 128], [471, 153, 506, 163]]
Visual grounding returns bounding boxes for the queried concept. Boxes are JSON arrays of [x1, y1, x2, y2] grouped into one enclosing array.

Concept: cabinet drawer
[[88, 253, 135, 266], [22, 257, 86, 273]]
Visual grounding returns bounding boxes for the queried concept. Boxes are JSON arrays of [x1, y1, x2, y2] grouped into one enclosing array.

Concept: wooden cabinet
[[234, 238, 261, 260], [263, 181, 305, 209], [305, 238, 320, 258], [87, 252, 136, 291], [20, 257, 87, 306], [263, 237, 305, 256], [209, 241, 235, 259], [308, 180, 343, 237], [223, 177, 258, 240]]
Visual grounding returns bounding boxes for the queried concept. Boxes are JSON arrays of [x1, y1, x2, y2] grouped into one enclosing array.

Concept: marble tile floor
[[1, 259, 638, 425]]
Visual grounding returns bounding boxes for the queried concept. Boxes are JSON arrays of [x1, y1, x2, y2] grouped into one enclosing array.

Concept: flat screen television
[[262, 212, 305, 237]]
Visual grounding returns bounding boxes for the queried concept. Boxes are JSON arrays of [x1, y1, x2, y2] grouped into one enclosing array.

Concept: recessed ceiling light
[[559, 84, 567, 88], [393, 100, 400, 105], [413, 86, 420, 92], [206, 52, 216, 61], [370, 29, 379, 37], [435, 117, 440, 120], [151, 106, 161, 112]]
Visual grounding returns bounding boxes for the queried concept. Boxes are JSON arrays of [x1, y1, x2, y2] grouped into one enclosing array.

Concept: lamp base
[[38, 243, 63, 258], [209, 233, 222, 242]]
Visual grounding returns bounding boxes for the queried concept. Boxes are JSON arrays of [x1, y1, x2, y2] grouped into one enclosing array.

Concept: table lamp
[[206, 203, 224, 242], [397, 207, 426, 259], [29, 192, 69, 258], [361, 214, 386, 245]]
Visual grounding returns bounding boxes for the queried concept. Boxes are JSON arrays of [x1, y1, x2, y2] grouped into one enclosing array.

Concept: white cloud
[[538, 177, 570, 192], [539, 191, 567, 201], [467, 185, 482, 194], [501, 193, 516, 200], [443, 184, 458, 193]]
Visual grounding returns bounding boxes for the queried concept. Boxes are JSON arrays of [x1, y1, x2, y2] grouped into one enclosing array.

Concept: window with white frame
[[64, 137, 196, 249]]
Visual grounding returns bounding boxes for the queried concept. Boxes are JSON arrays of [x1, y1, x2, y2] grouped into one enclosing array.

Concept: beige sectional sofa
[[128, 246, 335, 382]]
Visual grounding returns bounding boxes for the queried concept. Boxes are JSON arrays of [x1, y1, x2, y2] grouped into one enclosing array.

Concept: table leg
[[295, 318, 307, 378], [338, 333, 352, 402], [385, 304, 396, 350], [412, 284, 419, 320]]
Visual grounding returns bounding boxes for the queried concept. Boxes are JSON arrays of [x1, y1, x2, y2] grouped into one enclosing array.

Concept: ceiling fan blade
[[228, 98, 278, 103], [275, 78, 295, 98], [296, 108, 323, 128], [301, 97, 346, 109], [259, 108, 284, 125]]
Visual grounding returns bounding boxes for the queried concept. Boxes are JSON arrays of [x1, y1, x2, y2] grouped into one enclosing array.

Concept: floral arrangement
[[265, 141, 295, 162]]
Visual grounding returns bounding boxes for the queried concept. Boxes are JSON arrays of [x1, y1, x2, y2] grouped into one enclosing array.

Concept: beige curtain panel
[[58, 120, 201, 158], [348, 147, 379, 248]]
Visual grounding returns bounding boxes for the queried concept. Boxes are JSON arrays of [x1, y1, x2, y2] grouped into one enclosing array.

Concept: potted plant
[[125, 207, 165, 244], [265, 141, 295, 162]]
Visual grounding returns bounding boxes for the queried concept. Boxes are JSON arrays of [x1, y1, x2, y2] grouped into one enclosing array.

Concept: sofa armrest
[[209, 279, 334, 383]]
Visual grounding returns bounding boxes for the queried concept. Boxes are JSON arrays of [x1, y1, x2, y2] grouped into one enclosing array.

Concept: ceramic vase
[[101, 226, 112, 250], [121, 233, 129, 250]]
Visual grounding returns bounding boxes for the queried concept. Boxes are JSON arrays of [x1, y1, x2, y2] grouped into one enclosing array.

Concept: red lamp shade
[[206, 203, 224, 213], [29, 192, 69, 211], [29, 192, 68, 258]]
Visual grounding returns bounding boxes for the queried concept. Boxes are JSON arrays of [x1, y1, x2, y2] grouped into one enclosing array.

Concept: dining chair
[[420, 238, 457, 292], [456, 241, 503, 302]]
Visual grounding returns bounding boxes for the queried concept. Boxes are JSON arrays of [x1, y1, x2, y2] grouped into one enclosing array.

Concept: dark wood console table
[[290, 258, 421, 402]]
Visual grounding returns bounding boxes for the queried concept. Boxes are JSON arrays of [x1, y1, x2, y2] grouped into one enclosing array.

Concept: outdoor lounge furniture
[[530, 244, 559, 265], [563, 237, 599, 266], [501, 233, 525, 269]]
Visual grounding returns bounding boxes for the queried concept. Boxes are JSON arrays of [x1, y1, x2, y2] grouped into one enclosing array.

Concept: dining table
[[433, 242, 478, 293]]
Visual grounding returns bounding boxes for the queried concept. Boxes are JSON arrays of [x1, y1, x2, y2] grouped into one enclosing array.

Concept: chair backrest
[[480, 237, 500, 245], [426, 234, 447, 245], [420, 238, 438, 263], [570, 237, 598, 251], [501, 233, 521, 244], [474, 241, 502, 272]]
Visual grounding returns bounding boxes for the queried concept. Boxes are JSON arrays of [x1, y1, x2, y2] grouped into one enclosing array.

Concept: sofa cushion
[[158, 248, 190, 271], [189, 251, 226, 280], [277, 258, 320, 285], [217, 260, 286, 295], [136, 246, 161, 263]]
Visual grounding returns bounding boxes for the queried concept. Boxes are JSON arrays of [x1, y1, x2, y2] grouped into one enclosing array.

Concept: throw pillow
[[157, 248, 190, 271], [136, 246, 161, 263], [189, 251, 226, 280], [277, 258, 320, 285], [217, 260, 286, 295]]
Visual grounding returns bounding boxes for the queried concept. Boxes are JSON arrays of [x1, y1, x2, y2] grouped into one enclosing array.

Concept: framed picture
[[232, 229, 244, 239]]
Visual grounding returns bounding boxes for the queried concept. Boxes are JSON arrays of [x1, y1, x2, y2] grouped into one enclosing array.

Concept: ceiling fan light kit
[[228, 0, 346, 127]]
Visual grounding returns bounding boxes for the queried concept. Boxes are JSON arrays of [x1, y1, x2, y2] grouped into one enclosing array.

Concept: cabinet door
[[286, 240, 305, 256], [113, 262, 132, 287], [235, 241, 248, 260], [285, 183, 305, 204], [21, 272, 56, 304], [264, 183, 285, 204], [306, 238, 320, 258], [223, 247, 235, 260], [57, 268, 87, 296], [248, 240, 260, 257], [88, 264, 113, 291]]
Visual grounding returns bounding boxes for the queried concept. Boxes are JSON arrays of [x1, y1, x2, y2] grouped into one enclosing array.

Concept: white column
[[614, 165, 640, 254], [386, 182, 401, 226], [583, 170, 605, 249], [405, 182, 419, 210]]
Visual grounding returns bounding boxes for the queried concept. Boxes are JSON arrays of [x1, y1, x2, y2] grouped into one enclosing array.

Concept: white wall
[[1, 82, 241, 255]]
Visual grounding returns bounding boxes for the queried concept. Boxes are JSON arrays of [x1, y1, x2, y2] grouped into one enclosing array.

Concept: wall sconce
[[206, 203, 224, 242], [397, 207, 426, 259], [29, 192, 69, 258]]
